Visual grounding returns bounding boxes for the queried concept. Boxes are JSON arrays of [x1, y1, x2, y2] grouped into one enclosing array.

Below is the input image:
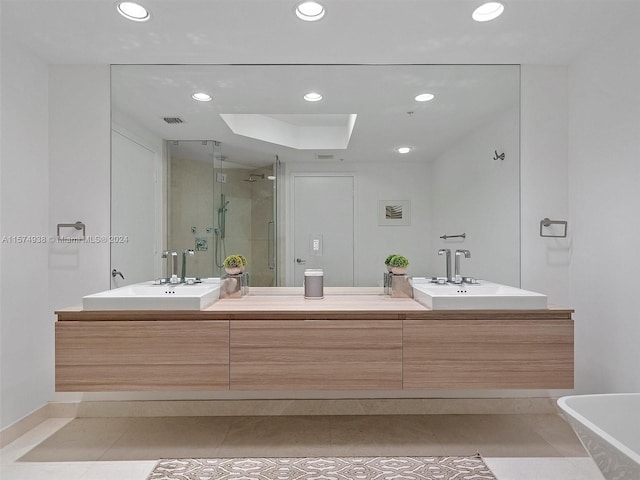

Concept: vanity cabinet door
[[403, 318, 574, 389], [230, 320, 402, 390], [56, 320, 229, 391]]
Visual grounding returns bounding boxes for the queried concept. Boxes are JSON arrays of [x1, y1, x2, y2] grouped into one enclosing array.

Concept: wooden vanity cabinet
[[403, 312, 574, 389], [55, 305, 574, 392], [55, 320, 229, 391], [230, 319, 403, 390]]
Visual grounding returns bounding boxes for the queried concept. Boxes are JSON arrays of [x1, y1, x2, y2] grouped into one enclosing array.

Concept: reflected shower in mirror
[[166, 140, 278, 285], [111, 64, 519, 288]]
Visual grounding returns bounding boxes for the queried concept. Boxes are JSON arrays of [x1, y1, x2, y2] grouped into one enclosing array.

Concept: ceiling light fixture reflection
[[396, 146, 412, 154], [303, 92, 323, 102], [415, 93, 435, 102], [116, 2, 150, 22], [192, 92, 213, 102], [295, 1, 326, 21], [472, 2, 504, 22]]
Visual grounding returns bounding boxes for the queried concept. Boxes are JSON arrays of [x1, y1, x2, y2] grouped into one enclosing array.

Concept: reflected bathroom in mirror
[[110, 65, 520, 288]]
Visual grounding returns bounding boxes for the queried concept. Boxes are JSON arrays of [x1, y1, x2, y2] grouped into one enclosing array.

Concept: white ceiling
[[3, 0, 639, 167], [2, 0, 639, 65], [111, 64, 519, 166]]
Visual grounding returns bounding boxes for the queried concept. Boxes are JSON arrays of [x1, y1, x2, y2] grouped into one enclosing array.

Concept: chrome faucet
[[454, 249, 471, 284], [181, 249, 195, 282], [162, 250, 180, 283], [438, 249, 451, 282]]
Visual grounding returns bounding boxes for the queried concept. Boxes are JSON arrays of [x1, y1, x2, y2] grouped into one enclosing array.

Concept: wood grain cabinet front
[[54, 307, 574, 392], [55, 320, 229, 391], [403, 318, 574, 389], [230, 320, 403, 390]]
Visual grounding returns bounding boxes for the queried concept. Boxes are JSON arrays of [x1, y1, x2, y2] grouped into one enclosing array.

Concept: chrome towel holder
[[539, 218, 567, 238], [57, 221, 86, 242]]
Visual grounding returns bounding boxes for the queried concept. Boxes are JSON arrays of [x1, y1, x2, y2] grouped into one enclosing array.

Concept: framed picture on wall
[[378, 200, 411, 226]]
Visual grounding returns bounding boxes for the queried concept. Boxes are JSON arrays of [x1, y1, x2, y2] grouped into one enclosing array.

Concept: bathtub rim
[[557, 393, 640, 465]]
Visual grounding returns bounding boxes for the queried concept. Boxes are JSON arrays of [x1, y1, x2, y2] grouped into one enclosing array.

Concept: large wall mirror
[[110, 65, 520, 288]]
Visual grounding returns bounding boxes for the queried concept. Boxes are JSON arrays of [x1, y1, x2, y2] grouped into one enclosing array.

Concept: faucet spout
[[162, 250, 179, 283], [454, 249, 471, 283], [438, 249, 451, 282], [181, 249, 195, 282]]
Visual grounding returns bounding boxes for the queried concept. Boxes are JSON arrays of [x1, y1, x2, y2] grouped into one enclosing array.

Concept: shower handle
[[267, 221, 275, 270]]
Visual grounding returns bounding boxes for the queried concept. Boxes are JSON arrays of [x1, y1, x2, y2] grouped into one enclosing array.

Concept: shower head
[[244, 174, 265, 182]]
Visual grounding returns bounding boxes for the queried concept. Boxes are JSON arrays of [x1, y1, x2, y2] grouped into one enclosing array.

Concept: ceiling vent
[[163, 117, 184, 124], [316, 153, 335, 160]]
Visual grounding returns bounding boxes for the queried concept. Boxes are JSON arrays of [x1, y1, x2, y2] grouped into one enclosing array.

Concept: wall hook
[[493, 150, 505, 161]]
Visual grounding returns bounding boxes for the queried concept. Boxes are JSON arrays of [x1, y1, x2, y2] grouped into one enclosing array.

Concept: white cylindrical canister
[[304, 269, 324, 299]]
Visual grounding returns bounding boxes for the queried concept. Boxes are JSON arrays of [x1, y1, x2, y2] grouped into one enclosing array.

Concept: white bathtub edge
[[557, 394, 640, 466]]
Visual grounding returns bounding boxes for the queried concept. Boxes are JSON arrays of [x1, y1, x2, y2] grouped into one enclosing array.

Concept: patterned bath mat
[[147, 456, 497, 480]]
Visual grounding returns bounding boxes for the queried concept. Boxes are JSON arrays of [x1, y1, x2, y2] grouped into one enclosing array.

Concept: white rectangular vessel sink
[[82, 281, 221, 311], [411, 279, 547, 310]]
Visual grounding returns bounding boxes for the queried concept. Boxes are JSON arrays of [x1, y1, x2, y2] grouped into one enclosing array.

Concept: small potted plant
[[223, 254, 244, 275], [388, 254, 409, 275], [384, 254, 400, 272], [238, 254, 248, 272]]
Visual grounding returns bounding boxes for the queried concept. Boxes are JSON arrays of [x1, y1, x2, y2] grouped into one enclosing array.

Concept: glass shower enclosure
[[166, 140, 279, 286]]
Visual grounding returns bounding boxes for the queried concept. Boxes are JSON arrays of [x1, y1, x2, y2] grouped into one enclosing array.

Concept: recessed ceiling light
[[396, 147, 412, 154], [192, 92, 212, 102], [116, 2, 150, 22], [472, 2, 504, 22], [303, 92, 323, 102], [295, 1, 326, 21], [415, 93, 435, 102]]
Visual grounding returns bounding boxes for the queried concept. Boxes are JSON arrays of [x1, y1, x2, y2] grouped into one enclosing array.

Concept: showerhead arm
[[244, 173, 266, 182]]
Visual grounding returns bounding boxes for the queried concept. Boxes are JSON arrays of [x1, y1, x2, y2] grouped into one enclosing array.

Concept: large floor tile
[[484, 457, 605, 480], [215, 416, 334, 457], [427, 414, 562, 457], [328, 415, 444, 456], [18, 418, 133, 462], [0, 461, 93, 480], [78, 460, 158, 480], [14, 414, 587, 463], [520, 414, 589, 457], [100, 416, 234, 460]]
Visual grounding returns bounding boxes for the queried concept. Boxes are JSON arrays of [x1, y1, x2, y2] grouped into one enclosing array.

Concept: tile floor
[[1, 414, 604, 480]]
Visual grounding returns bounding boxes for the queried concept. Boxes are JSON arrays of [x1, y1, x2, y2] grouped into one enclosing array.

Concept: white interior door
[[292, 175, 354, 287], [111, 130, 159, 287]]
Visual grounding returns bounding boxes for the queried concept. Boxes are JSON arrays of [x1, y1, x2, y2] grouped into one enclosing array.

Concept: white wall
[[567, 26, 640, 393], [0, 41, 50, 429], [48, 66, 111, 315], [431, 107, 520, 286], [520, 66, 571, 307], [111, 109, 166, 285], [8, 57, 637, 421], [283, 161, 433, 287]]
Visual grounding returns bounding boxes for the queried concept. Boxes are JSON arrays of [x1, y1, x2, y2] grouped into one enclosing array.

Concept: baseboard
[[1, 404, 49, 448], [0, 402, 79, 448], [74, 397, 560, 418]]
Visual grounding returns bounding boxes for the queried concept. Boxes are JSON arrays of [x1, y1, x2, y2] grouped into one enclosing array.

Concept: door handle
[[111, 269, 124, 279], [296, 258, 306, 264]]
